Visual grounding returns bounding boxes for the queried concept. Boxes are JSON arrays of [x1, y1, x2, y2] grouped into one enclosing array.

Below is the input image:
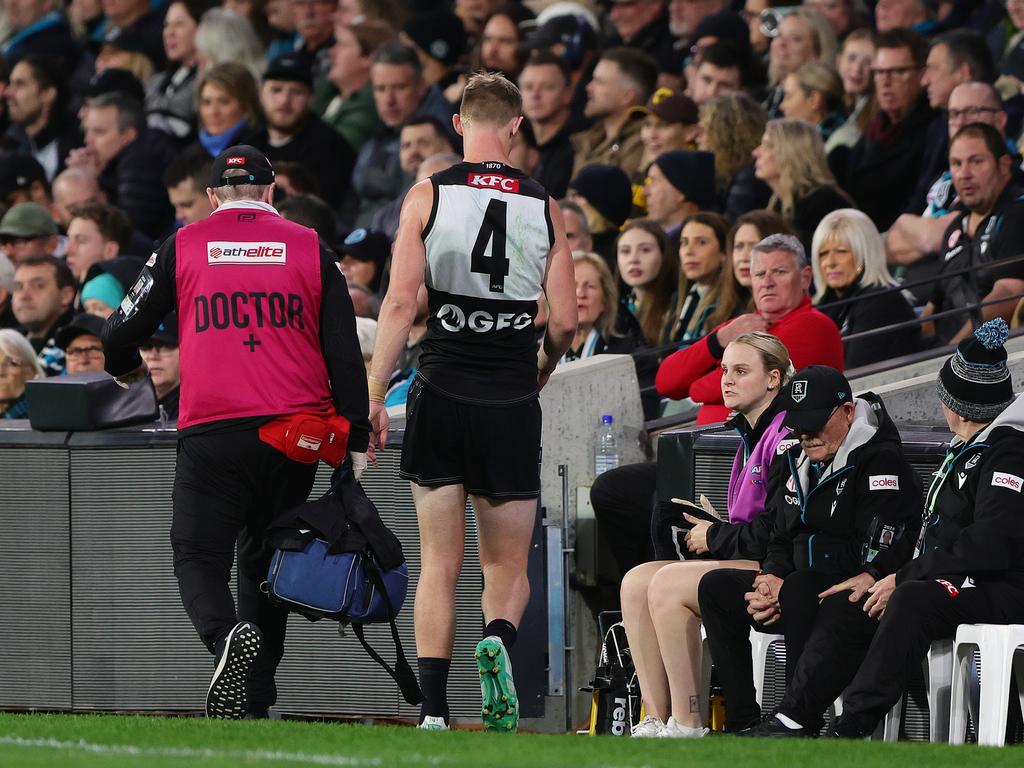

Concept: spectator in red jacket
[[656, 233, 843, 424]]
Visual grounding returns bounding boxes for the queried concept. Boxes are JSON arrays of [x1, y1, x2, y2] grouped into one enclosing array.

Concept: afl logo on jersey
[[468, 173, 520, 193], [437, 303, 532, 333]]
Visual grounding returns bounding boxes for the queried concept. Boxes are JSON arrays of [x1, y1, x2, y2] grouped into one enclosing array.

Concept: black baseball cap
[[0, 153, 47, 199], [781, 366, 854, 435], [55, 312, 107, 350], [209, 145, 275, 187], [339, 227, 390, 265], [263, 52, 314, 88], [148, 312, 179, 347]]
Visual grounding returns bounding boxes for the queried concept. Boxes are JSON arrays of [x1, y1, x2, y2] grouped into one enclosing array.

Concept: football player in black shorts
[[367, 72, 576, 731]]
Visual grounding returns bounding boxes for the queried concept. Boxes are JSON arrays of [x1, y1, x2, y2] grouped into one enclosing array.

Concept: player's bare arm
[[366, 179, 430, 449], [536, 197, 578, 387]]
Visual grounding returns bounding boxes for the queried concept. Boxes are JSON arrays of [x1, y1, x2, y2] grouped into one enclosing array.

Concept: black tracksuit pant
[[590, 462, 657, 604], [698, 568, 874, 731], [170, 428, 317, 712], [839, 577, 1024, 734]]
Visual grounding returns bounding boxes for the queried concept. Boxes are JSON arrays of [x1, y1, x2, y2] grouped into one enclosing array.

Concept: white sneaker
[[657, 716, 709, 738], [418, 715, 449, 730], [630, 715, 666, 737]]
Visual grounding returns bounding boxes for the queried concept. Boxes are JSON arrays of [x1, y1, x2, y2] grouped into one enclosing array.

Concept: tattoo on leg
[[690, 695, 699, 713]]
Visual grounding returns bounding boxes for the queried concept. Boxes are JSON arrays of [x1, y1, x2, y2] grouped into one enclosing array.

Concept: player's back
[[417, 160, 553, 405]]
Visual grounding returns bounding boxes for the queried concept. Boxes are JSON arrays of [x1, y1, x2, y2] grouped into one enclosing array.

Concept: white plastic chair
[[750, 628, 785, 707], [880, 638, 954, 742], [949, 624, 1024, 746]]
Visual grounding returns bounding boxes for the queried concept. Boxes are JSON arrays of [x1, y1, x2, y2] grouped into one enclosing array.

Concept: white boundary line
[[0, 735, 446, 766]]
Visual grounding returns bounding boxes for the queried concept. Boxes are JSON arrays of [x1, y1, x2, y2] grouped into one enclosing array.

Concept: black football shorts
[[400, 376, 542, 499]]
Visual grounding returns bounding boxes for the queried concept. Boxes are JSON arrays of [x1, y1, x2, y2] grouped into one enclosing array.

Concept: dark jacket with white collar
[[761, 393, 922, 580]]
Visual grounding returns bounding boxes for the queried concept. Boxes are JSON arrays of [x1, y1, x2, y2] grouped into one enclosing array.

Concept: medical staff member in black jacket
[[831, 318, 1024, 738], [698, 366, 922, 734]]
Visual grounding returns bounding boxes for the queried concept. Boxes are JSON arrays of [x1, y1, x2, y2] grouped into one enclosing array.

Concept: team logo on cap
[[345, 228, 368, 245], [791, 380, 807, 403], [226, 156, 246, 165]]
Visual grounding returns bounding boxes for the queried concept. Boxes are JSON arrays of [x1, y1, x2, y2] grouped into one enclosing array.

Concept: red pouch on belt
[[258, 411, 351, 467]]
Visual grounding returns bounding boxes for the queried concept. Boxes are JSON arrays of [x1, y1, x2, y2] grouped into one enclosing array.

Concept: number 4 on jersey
[[471, 198, 510, 293]]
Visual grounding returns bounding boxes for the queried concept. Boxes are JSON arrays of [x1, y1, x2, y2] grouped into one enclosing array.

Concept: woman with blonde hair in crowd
[[191, 62, 261, 157], [765, 8, 838, 116], [616, 219, 677, 347], [0, 329, 45, 420], [753, 118, 852, 248], [622, 331, 795, 738], [671, 212, 742, 343], [698, 94, 771, 221], [811, 208, 919, 369], [726, 209, 793, 311]]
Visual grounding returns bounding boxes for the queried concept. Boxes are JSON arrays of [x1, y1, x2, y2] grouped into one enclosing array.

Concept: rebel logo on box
[[207, 241, 287, 265], [467, 173, 520, 192]]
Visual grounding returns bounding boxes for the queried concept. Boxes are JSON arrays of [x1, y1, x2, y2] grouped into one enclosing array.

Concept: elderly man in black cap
[[140, 312, 180, 420], [830, 318, 1024, 739], [698, 365, 922, 735], [248, 53, 356, 209], [56, 312, 107, 375]]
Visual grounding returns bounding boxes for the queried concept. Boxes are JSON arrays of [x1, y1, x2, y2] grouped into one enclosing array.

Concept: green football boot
[[474, 636, 518, 732]]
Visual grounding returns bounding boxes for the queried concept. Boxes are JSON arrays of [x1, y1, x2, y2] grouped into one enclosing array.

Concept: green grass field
[[0, 712, 1020, 768]]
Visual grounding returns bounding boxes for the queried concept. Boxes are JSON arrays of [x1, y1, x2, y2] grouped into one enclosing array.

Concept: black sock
[[483, 618, 518, 650], [417, 657, 451, 723]]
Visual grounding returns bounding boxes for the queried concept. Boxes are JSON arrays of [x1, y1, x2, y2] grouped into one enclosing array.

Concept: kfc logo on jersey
[[992, 471, 1023, 492], [208, 241, 287, 265], [869, 475, 899, 490], [467, 173, 520, 193]]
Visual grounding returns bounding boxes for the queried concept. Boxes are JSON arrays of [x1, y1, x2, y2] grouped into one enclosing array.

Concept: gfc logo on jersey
[[467, 173, 520, 192], [436, 303, 532, 333], [208, 241, 287, 265]]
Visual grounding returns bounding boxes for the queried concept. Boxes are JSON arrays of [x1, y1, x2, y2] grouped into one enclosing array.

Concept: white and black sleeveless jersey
[[417, 161, 554, 405]]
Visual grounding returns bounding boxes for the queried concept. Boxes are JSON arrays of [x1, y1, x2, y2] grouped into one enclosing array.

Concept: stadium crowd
[[2, 0, 1024, 741]]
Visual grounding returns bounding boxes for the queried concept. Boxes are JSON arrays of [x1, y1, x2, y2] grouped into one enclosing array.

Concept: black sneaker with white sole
[[206, 621, 262, 719]]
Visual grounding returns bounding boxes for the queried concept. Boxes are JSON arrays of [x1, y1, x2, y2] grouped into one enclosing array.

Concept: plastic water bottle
[[594, 415, 620, 476]]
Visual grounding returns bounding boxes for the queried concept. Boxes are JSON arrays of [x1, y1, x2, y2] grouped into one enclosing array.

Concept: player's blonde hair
[[460, 71, 522, 127]]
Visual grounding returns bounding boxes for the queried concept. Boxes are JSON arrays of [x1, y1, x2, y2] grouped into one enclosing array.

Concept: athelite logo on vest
[[208, 241, 287, 265], [467, 173, 520, 193]]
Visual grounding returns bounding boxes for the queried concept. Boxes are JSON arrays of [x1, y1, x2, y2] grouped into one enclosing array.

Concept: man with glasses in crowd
[[0, 203, 59, 265], [56, 313, 107, 375], [886, 82, 1015, 296], [845, 28, 936, 232]]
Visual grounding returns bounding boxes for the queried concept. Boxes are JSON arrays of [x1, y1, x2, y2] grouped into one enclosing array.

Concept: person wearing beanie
[[644, 150, 716, 256], [402, 10, 466, 92], [826, 318, 1024, 738], [80, 272, 127, 319], [568, 164, 633, 266]]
